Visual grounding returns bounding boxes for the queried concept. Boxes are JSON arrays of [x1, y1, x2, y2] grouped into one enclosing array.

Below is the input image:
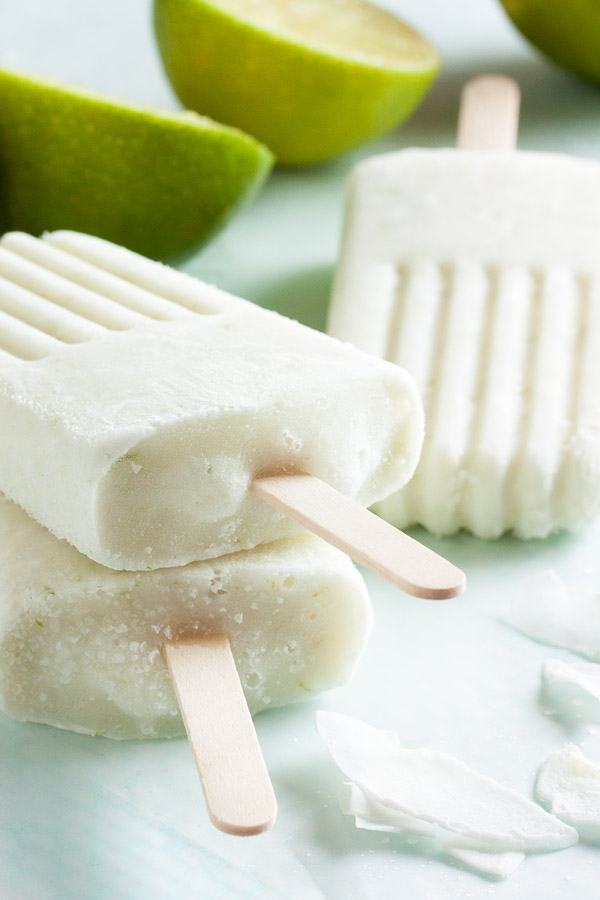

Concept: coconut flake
[[511, 571, 600, 660], [315, 710, 577, 853], [537, 745, 600, 840], [542, 658, 600, 718], [442, 836, 525, 879], [338, 782, 522, 878], [339, 782, 435, 837]]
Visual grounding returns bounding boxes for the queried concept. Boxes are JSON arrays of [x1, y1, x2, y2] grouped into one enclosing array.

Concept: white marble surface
[[2, 1, 600, 897]]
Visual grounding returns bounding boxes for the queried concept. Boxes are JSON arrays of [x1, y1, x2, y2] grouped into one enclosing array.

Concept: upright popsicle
[[329, 75, 600, 539], [0, 230, 465, 598]]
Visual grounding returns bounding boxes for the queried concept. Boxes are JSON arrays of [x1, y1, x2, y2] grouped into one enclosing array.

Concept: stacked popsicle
[[0, 229, 464, 833]]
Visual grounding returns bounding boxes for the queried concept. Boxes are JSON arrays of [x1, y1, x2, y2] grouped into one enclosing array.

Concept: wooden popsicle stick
[[164, 634, 277, 836], [457, 74, 520, 151], [252, 473, 465, 600]]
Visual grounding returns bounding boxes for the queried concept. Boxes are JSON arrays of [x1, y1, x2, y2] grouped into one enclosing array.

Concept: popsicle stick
[[457, 75, 520, 151], [164, 634, 277, 836], [252, 474, 465, 600]]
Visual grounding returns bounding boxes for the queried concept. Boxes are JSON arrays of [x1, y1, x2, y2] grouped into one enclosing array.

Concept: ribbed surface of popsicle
[[374, 258, 597, 537], [0, 233, 201, 358], [0, 231, 261, 360], [0, 270, 105, 343], [0, 307, 63, 359], [0, 244, 145, 330], [44, 229, 249, 315]]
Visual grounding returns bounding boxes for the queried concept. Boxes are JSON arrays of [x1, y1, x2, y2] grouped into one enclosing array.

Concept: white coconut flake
[[542, 658, 600, 718], [511, 571, 600, 660], [442, 837, 525, 879], [537, 745, 600, 840], [339, 782, 435, 837], [338, 782, 525, 878], [315, 710, 577, 854]]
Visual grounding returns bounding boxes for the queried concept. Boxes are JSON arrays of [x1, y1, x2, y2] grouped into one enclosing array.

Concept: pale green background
[[1, 1, 600, 897]]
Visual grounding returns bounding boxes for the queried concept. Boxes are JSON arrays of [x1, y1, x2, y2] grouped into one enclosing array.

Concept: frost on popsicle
[[511, 571, 600, 660], [315, 711, 577, 879], [537, 745, 600, 843], [0, 495, 373, 739]]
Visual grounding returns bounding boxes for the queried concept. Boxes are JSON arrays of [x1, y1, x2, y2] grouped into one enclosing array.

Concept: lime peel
[[154, 0, 439, 165], [0, 67, 273, 259]]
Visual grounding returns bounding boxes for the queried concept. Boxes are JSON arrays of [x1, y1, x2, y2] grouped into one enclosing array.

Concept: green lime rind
[[154, 0, 440, 166], [0, 68, 273, 260], [500, 0, 600, 84]]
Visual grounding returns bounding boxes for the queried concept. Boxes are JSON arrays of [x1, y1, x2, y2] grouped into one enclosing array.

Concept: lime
[[500, 0, 600, 84], [153, 0, 439, 166], [0, 68, 273, 260]]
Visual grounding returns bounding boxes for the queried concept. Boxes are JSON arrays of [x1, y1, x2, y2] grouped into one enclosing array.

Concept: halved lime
[[0, 68, 273, 260], [500, 0, 600, 84], [154, 0, 440, 165]]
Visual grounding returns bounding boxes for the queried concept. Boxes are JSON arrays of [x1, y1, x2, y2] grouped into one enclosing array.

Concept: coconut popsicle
[[328, 75, 600, 539], [0, 230, 464, 599], [0, 494, 371, 741], [0, 492, 374, 836]]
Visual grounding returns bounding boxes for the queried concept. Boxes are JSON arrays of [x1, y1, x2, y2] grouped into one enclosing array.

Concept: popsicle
[[0, 229, 465, 599], [0, 495, 371, 738], [328, 75, 600, 539], [0, 491, 372, 832]]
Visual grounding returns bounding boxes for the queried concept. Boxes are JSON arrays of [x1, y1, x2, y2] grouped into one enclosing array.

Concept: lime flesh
[[211, 0, 436, 66], [0, 68, 273, 260], [154, 0, 439, 165]]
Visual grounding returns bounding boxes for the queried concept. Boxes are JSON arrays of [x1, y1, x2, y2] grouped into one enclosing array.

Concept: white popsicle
[[0, 494, 372, 739], [1, 493, 376, 835], [0, 230, 465, 599], [329, 75, 600, 539]]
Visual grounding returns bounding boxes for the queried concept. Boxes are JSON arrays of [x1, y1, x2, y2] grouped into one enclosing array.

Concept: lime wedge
[[500, 0, 600, 84], [0, 68, 273, 260], [154, 0, 439, 165]]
